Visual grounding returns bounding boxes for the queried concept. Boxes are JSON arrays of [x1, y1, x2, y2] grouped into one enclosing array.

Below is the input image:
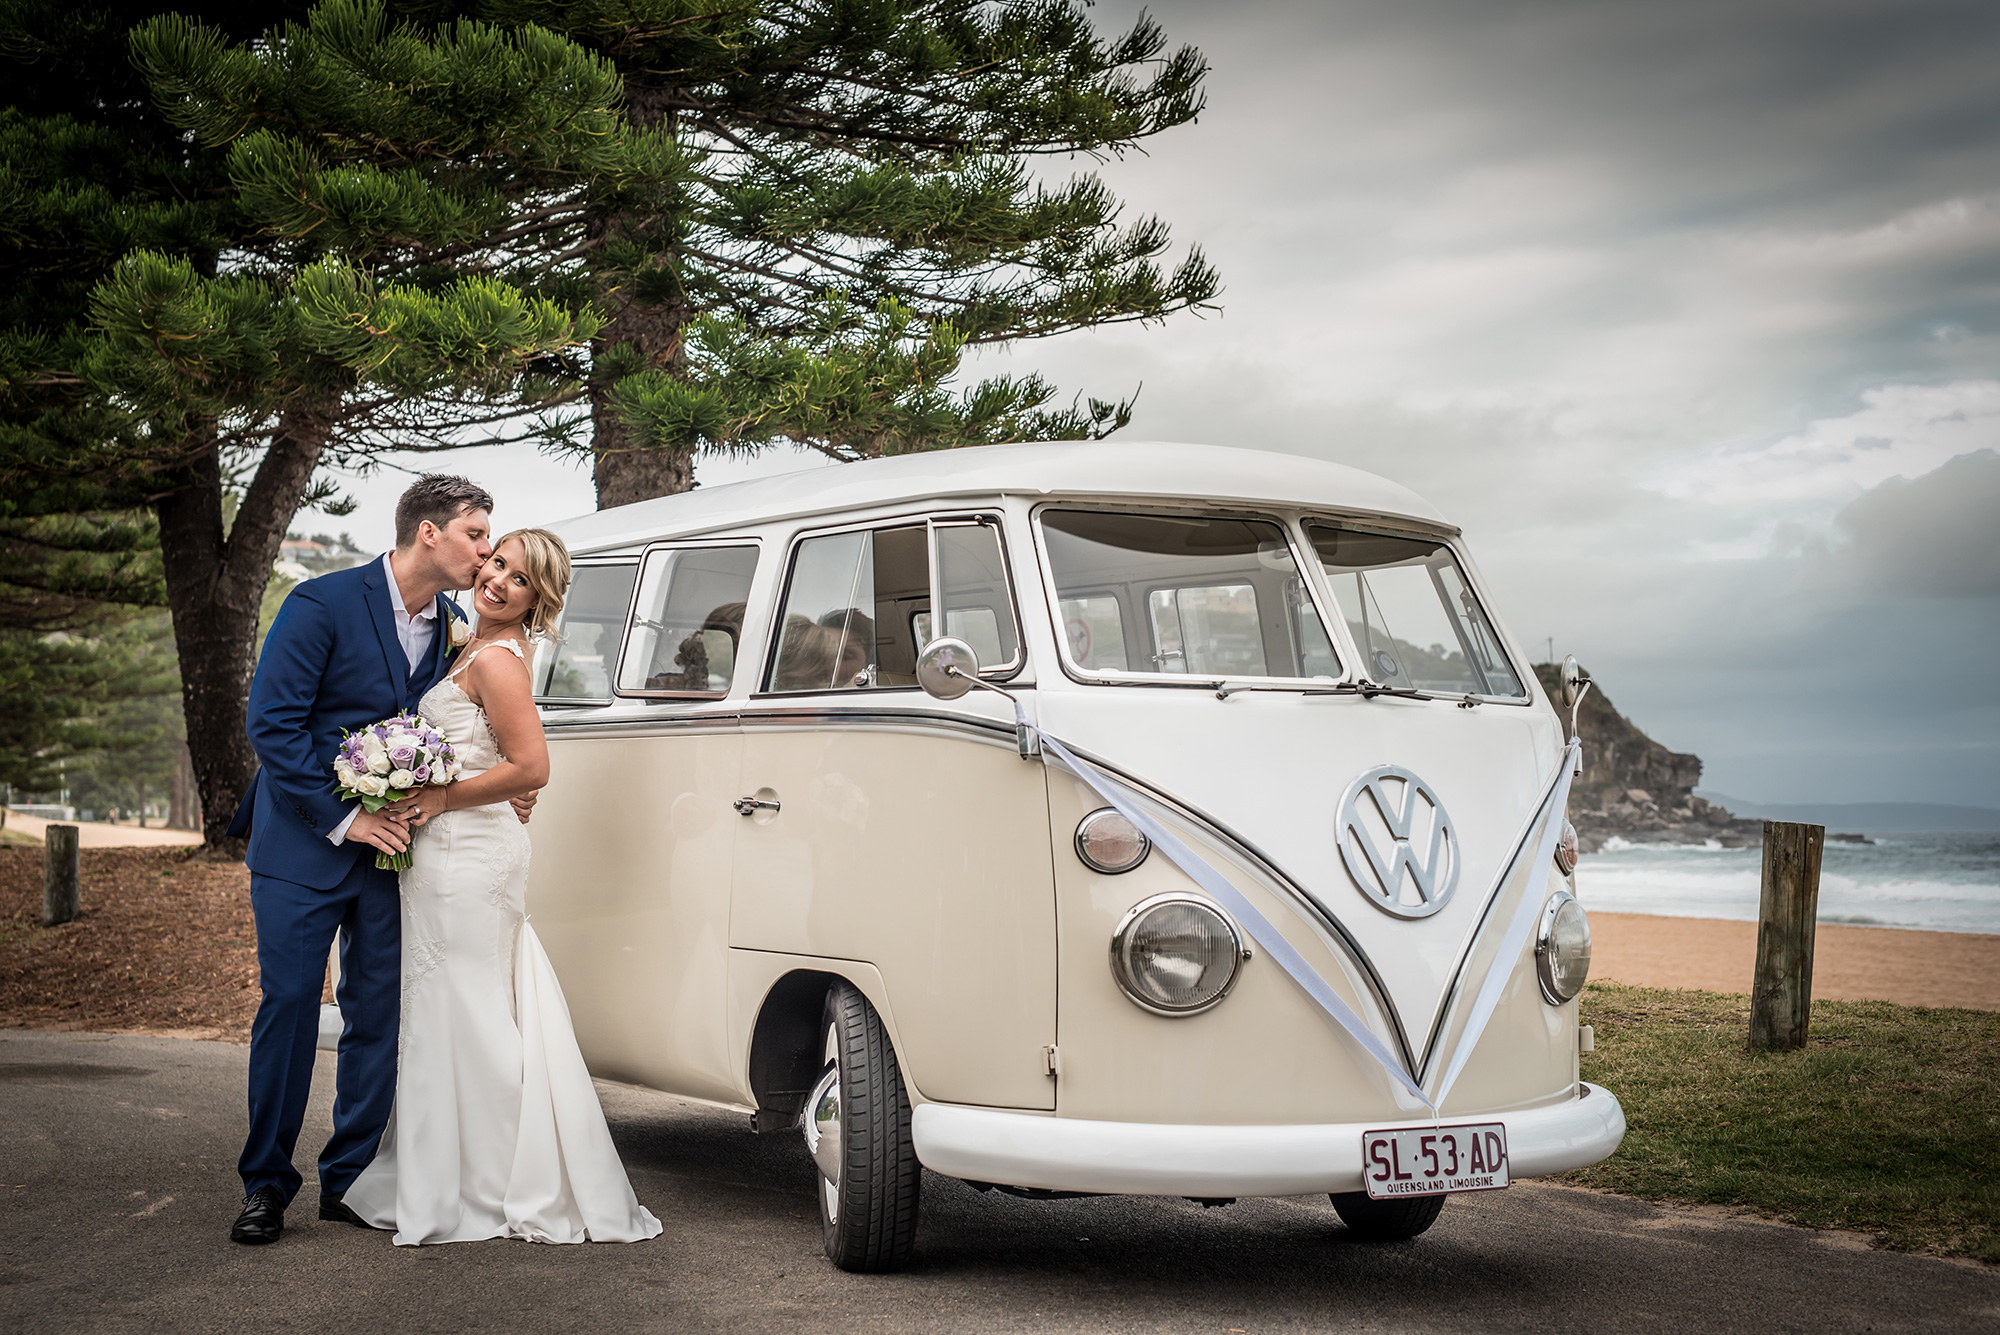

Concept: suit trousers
[[239, 856, 401, 1203]]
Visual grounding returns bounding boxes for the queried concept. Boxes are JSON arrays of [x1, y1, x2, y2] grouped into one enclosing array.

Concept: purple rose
[[413, 763, 430, 783], [389, 744, 418, 770]]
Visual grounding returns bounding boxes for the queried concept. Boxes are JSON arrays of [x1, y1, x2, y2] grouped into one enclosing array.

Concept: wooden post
[[43, 824, 81, 927], [1749, 820, 1824, 1050]]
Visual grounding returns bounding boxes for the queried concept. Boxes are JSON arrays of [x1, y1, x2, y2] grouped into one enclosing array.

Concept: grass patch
[[0, 827, 39, 847], [1562, 981, 2000, 1263]]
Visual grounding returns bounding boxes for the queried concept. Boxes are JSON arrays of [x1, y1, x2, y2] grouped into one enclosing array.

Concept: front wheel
[[801, 982, 920, 1271], [1329, 1190, 1446, 1241]]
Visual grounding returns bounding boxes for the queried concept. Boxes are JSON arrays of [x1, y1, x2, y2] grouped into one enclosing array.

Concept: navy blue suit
[[233, 558, 465, 1203]]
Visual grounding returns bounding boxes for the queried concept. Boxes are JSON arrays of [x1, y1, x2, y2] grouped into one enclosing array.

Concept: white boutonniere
[[447, 615, 471, 653]]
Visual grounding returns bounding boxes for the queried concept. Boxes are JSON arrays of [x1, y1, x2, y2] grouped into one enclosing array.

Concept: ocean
[[1575, 831, 2000, 935]]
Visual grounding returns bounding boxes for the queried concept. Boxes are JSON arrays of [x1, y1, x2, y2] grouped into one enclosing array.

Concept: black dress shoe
[[230, 1185, 286, 1245], [317, 1192, 380, 1229]]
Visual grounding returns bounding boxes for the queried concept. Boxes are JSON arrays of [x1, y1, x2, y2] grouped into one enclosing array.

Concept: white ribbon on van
[[1428, 734, 1583, 1108], [1020, 708, 1435, 1110], [1022, 702, 1582, 1118]]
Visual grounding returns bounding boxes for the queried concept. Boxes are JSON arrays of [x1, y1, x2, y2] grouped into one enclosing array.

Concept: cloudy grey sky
[[329, 0, 2000, 808]]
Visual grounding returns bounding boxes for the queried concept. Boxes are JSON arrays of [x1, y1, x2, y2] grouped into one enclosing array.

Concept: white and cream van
[[528, 440, 1623, 1271]]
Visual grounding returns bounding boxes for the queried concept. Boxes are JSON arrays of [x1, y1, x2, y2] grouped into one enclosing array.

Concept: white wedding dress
[[344, 640, 662, 1246]]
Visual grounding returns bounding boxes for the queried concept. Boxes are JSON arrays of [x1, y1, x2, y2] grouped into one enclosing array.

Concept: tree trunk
[[587, 260, 692, 508], [157, 407, 333, 853], [167, 741, 198, 830], [590, 85, 696, 511]]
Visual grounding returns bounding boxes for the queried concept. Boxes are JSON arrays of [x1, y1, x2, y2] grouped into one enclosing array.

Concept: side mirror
[[1559, 654, 1593, 742], [917, 636, 981, 701], [1560, 655, 1588, 710]]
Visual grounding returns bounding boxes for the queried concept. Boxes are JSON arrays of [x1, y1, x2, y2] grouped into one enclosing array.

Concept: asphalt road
[[2, 1029, 1994, 1334]]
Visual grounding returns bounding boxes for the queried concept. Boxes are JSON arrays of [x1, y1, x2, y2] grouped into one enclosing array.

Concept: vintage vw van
[[527, 440, 1623, 1271]]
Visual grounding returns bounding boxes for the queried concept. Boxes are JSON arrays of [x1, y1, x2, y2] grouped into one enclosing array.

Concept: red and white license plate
[[1361, 1122, 1509, 1199]]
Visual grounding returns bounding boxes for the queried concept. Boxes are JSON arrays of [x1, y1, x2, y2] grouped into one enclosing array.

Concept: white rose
[[449, 617, 470, 648], [333, 758, 356, 787], [388, 768, 416, 789], [447, 760, 464, 780], [360, 732, 390, 775], [355, 774, 390, 798]]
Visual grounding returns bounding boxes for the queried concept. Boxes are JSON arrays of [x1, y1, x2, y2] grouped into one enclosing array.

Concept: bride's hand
[[387, 784, 450, 827]]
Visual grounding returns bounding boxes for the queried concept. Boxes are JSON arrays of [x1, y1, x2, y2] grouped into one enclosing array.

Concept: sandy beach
[[1590, 911, 2000, 1012]]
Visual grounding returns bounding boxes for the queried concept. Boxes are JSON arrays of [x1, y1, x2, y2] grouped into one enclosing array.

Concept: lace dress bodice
[[415, 639, 523, 777]]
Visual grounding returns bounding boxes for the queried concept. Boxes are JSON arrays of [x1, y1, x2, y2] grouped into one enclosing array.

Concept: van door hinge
[[1041, 1044, 1061, 1078]]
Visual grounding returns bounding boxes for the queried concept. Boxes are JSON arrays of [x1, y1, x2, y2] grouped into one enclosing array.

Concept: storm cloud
[[1823, 449, 2000, 596]]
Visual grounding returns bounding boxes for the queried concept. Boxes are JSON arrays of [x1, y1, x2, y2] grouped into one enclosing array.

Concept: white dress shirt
[[331, 553, 440, 845]]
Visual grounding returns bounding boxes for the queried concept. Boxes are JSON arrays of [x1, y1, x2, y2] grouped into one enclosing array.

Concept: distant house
[[277, 533, 369, 578]]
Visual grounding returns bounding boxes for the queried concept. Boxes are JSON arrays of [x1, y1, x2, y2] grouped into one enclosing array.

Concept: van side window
[[1041, 510, 1341, 682], [913, 522, 1021, 669], [536, 562, 638, 702], [615, 546, 759, 697], [769, 519, 1019, 692]]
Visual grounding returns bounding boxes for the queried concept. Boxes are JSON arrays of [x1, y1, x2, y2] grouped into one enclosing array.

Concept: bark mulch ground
[[0, 845, 259, 1041]]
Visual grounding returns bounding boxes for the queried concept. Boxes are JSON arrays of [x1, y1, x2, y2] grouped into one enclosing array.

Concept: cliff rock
[[1531, 663, 1763, 853]]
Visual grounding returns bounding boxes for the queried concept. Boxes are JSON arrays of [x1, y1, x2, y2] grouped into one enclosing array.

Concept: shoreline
[[1590, 911, 2000, 1012]]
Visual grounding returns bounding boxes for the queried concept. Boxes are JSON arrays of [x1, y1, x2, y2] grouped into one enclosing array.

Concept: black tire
[[1329, 1190, 1446, 1241], [815, 982, 920, 1272]]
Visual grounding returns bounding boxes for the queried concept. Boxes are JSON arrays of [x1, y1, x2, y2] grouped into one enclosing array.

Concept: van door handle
[[734, 795, 780, 816]]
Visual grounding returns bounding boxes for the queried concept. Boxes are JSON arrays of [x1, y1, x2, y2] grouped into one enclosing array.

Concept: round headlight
[[1536, 891, 1592, 1004], [1075, 808, 1149, 874], [1554, 820, 1580, 875], [1109, 894, 1247, 1016]]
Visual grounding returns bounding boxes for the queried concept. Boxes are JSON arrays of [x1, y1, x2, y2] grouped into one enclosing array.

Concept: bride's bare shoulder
[[456, 637, 532, 704]]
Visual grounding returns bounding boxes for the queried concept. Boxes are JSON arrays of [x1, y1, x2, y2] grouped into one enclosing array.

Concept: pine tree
[[3, 0, 1217, 844], [4, 0, 635, 846], [415, 0, 1220, 505]]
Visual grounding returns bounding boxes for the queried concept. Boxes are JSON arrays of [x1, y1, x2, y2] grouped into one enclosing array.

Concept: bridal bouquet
[[334, 714, 462, 870]]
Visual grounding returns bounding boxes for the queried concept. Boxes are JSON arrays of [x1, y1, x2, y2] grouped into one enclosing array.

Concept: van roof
[[548, 439, 1452, 555]]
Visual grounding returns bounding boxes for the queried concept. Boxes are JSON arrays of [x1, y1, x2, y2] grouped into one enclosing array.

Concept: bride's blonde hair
[[494, 528, 571, 641]]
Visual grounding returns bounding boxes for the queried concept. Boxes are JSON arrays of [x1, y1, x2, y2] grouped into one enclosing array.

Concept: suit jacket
[[230, 559, 466, 889]]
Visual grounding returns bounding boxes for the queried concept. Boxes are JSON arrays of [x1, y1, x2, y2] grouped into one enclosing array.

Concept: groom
[[227, 475, 494, 1245]]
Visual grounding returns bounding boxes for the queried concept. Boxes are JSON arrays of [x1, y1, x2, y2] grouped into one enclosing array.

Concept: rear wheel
[[1330, 1191, 1446, 1241], [802, 982, 920, 1271]]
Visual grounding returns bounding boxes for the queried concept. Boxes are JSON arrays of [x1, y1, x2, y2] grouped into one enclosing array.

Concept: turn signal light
[[1554, 820, 1580, 875]]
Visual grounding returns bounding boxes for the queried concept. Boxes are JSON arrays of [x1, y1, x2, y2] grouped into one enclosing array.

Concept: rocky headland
[[1532, 664, 1765, 854]]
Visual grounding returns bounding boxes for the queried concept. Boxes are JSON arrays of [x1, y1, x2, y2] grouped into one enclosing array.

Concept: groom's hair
[[395, 475, 495, 548]]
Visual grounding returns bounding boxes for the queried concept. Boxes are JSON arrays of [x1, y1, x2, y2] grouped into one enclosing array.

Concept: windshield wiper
[[1213, 678, 1439, 702]]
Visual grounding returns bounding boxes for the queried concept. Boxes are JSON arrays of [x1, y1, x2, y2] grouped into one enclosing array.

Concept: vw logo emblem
[[1337, 765, 1460, 919]]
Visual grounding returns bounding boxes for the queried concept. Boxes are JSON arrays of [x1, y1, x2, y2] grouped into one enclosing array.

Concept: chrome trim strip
[[737, 706, 1022, 749], [543, 703, 1025, 749], [542, 714, 743, 739]]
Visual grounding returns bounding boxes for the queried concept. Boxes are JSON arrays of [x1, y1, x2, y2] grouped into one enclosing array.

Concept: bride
[[339, 528, 662, 1246]]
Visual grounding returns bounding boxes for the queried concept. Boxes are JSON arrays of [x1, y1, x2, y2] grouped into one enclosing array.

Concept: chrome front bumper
[[912, 1082, 1625, 1198]]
